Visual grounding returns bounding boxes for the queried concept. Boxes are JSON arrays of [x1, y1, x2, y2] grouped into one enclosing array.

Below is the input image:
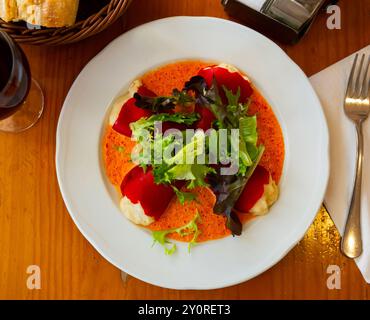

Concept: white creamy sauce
[[120, 196, 154, 226], [108, 80, 142, 126], [250, 176, 279, 215]]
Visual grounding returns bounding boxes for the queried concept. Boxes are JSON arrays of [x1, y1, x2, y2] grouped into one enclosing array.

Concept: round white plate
[[56, 17, 329, 290]]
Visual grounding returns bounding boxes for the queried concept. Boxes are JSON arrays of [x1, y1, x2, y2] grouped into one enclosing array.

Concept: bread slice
[[39, 0, 80, 27], [0, 0, 18, 22], [1, 0, 80, 28]]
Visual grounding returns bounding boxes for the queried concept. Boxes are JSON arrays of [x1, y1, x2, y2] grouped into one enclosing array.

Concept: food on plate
[[0, 0, 80, 27], [234, 165, 279, 215], [102, 61, 284, 254], [120, 166, 185, 225]]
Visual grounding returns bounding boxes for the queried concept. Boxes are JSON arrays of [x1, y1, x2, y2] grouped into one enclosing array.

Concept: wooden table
[[0, 0, 369, 300]]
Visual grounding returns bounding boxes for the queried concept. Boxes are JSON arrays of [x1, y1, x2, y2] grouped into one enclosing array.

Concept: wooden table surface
[[0, 0, 369, 300]]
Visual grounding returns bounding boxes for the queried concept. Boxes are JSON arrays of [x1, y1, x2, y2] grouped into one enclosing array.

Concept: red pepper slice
[[234, 166, 270, 213], [198, 66, 253, 104], [137, 85, 156, 97], [120, 166, 185, 220], [193, 104, 216, 131], [112, 85, 156, 137]]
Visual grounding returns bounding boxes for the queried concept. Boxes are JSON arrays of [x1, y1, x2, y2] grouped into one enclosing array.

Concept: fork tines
[[347, 53, 370, 99]]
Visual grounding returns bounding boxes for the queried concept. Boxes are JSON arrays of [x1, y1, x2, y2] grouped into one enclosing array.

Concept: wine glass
[[0, 31, 44, 133]]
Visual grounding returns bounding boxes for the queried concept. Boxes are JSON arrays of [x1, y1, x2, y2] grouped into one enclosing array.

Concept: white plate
[[56, 17, 329, 290]]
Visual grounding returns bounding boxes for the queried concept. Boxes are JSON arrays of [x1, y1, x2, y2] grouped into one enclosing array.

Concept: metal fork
[[341, 53, 370, 259]]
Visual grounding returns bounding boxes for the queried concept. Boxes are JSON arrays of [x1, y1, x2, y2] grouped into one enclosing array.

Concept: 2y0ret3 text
[[138, 304, 231, 317]]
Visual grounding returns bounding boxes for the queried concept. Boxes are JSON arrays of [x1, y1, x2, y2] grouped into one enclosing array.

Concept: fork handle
[[341, 122, 364, 258]]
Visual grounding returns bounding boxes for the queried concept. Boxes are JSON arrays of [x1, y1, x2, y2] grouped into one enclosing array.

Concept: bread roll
[[0, 0, 18, 22], [0, 0, 80, 28]]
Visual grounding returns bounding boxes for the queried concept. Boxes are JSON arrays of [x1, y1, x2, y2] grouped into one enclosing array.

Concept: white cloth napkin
[[236, 0, 265, 11], [310, 45, 370, 283]]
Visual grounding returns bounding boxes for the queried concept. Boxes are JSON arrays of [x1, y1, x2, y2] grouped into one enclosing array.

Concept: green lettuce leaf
[[172, 186, 197, 205], [131, 112, 199, 139], [172, 164, 215, 188], [152, 210, 201, 255], [239, 116, 258, 146], [153, 130, 216, 190]]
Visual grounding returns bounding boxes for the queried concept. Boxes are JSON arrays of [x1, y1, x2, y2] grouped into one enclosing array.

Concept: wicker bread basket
[[0, 0, 132, 46]]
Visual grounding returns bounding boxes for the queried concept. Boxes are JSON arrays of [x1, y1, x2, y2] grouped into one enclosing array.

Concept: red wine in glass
[[0, 31, 44, 132]]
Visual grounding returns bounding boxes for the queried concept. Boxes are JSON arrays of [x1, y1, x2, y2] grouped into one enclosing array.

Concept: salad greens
[[208, 145, 265, 235], [152, 210, 201, 255], [134, 88, 194, 113], [131, 113, 199, 137], [132, 75, 264, 236], [131, 115, 216, 194]]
